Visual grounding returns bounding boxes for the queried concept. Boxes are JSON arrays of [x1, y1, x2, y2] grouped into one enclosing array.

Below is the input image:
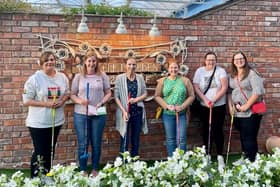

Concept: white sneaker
[[207, 155, 211, 164], [217, 155, 225, 173], [80, 171, 88, 177]]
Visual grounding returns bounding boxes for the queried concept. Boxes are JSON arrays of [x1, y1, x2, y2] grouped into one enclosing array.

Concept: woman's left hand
[[53, 99, 65, 108], [175, 105, 184, 112], [128, 97, 138, 104], [96, 102, 103, 108]]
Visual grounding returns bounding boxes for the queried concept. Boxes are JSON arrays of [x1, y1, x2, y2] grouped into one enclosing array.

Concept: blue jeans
[[120, 111, 143, 157], [162, 113, 187, 157], [74, 112, 106, 171]]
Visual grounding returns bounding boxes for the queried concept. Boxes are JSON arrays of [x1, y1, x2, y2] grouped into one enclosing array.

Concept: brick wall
[[1, 0, 280, 168]]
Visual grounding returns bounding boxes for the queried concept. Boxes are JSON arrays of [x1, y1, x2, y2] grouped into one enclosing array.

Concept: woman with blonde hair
[[71, 50, 111, 176], [155, 61, 195, 157]]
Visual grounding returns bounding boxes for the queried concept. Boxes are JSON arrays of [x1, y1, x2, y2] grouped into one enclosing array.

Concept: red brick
[[12, 39, 29, 45], [0, 39, 11, 45], [31, 27, 49, 33], [0, 51, 12, 58], [1, 33, 21, 38], [3, 145, 21, 151], [0, 151, 12, 157], [1, 0, 280, 168], [12, 27, 31, 33], [2, 45, 21, 51]]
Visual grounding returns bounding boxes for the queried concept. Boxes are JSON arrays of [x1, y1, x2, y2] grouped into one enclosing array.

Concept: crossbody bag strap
[[203, 66, 216, 95], [236, 77, 248, 101]]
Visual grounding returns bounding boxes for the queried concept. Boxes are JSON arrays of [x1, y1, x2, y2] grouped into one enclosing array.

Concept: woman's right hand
[[79, 98, 89, 106], [203, 98, 213, 108], [123, 111, 129, 122], [166, 105, 175, 112]]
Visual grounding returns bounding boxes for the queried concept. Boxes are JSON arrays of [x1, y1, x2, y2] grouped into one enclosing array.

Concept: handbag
[[251, 101, 266, 114], [155, 106, 163, 119], [236, 77, 266, 114], [191, 66, 216, 116]]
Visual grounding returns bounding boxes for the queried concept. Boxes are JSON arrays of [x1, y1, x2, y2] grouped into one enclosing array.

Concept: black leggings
[[29, 126, 61, 178], [234, 114, 262, 162], [200, 104, 226, 155]]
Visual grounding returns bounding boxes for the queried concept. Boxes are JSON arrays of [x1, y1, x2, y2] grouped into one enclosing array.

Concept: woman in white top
[[22, 51, 70, 177], [193, 51, 228, 159]]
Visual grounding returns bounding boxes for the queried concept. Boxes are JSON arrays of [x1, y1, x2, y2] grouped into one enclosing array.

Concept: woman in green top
[[155, 62, 195, 157]]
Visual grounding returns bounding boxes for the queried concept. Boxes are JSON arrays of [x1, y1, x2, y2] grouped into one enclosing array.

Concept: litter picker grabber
[[207, 106, 213, 161], [50, 95, 56, 169], [80, 82, 90, 161], [176, 111, 180, 149], [226, 108, 234, 165], [123, 92, 131, 154]]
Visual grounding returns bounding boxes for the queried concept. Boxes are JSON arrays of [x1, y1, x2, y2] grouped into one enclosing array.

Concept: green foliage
[[0, 0, 34, 13], [63, 3, 152, 17]]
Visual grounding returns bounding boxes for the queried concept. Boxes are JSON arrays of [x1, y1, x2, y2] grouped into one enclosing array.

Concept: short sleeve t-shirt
[[71, 72, 110, 115], [193, 66, 227, 106]]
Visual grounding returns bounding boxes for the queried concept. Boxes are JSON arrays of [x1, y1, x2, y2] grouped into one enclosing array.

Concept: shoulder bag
[[236, 77, 266, 114], [191, 66, 216, 116]]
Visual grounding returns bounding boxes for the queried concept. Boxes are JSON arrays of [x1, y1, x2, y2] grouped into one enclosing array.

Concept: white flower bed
[[1, 147, 280, 187]]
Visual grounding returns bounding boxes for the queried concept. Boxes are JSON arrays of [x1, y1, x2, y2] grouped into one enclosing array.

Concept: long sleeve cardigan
[[114, 73, 148, 137]]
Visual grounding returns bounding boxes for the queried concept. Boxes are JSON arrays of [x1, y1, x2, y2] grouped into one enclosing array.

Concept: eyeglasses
[[234, 57, 244, 61]]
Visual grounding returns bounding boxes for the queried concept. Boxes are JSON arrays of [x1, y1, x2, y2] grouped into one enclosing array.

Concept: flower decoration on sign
[[99, 43, 112, 56], [171, 44, 181, 57], [79, 42, 91, 53], [179, 64, 189, 76], [37, 34, 190, 76], [55, 60, 65, 71], [156, 54, 166, 65], [56, 48, 69, 60], [125, 49, 135, 59]]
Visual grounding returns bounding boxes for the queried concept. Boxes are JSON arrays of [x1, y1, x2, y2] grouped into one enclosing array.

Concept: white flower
[[192, 183, 200, 187], [114, 157, 123, 167], [103, 163, 113, 170]]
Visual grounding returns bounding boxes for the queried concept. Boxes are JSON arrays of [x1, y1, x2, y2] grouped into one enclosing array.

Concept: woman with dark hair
[[71, 50, 111, 176], [22, 51, 70, 177], [155, 61, 194, 157], [228, 51, 265, 162], [193, 51, 228, 161]]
